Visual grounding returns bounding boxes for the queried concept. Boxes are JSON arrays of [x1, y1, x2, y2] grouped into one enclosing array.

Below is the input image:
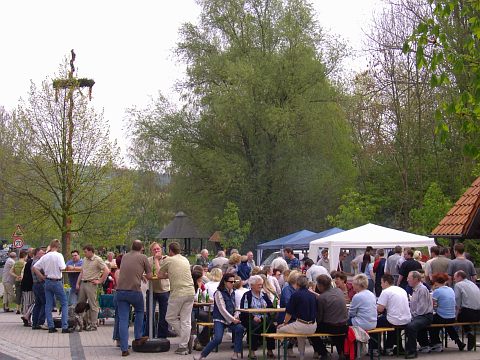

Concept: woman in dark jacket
[[194, 273, 244, 360], [239, 275, 275, 359]]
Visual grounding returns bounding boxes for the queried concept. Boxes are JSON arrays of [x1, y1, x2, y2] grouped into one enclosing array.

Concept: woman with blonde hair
[[259, 274, 277, 302], [205, 268, 223, 299], [227, 253, 241, 274]]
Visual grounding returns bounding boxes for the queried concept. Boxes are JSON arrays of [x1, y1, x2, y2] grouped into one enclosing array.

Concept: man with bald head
[[116, 240, 154, 356]]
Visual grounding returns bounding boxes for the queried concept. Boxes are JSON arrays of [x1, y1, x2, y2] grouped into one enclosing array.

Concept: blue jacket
[[212, 288, 236, 322], [237, 262, 251, 281]]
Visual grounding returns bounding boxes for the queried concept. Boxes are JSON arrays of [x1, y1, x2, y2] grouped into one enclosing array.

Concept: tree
[[3, 58, 119, 255], [406, 0, 480, 157], [327, 190, 378, 230], [130, 0, 356, 245], [409, 182, 452, 234], [215, 202, 250, 251]]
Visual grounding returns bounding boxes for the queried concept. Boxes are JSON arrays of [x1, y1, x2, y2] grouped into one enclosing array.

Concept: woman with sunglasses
[[194, 273, 244, 360]]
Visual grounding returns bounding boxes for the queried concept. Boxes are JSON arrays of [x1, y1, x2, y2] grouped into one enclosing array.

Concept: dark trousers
[[371, 315, 402, 350], [248, 320, 275, 351], [425, 314, 459, 345], [405, 314, 433, 354], [192, 308, 211, 346], [32, 282, 46, 327], [144, 290, 170, 338], [310, 323, 347, 356], [457, 307, 480, 335]]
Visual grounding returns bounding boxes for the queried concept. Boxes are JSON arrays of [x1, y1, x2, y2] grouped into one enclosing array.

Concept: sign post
[[12, 224, 24, 255]]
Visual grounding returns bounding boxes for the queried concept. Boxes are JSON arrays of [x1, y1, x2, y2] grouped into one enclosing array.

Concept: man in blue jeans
[[32, 239, 70, 333], [116, 240, 155, 356], [31, 247, 47, 330]]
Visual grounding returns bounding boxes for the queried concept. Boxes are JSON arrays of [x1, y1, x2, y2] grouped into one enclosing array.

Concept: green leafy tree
[[405, 0, 480, 157], [215, 202, 250, 251], [129, 0, 356, 245], [327, 190, 378, 230], [409, 182, 453, 234]]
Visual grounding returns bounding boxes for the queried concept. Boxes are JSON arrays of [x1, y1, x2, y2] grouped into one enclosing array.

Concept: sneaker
[[430, 343, 443, 352], [121, 350, 130, 357], [456, 339, 466, 351], [40, 324, 49, 330], [48, 328, 57, 333], [32, 326, 41, 330], [174, 347, 189, 355], [418, 346, 430, 353], [85, 325, 97, 331]]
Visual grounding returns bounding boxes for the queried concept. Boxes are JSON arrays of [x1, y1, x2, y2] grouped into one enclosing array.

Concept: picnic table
[[237, 308, 285, 359]]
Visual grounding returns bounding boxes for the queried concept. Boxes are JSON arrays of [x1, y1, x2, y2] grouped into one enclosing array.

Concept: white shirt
[[306, 264, 330, 282], [205, 281, 220, 299], [33, 251, 66, 279], [234, 287, 249, 309], [377, 285, 411, 325]]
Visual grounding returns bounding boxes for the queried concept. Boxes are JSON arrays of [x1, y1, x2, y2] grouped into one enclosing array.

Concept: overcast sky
[[0, 0, 383, 156]]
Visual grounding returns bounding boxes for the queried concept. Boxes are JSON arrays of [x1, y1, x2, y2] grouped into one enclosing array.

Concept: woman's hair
[[431, 273, 449, 284], [413, 250, 422, 261], [192, 270, 204, 292], [296, 275, 309, 289], [229, 253, 241, 265], [149, 242, 160, 253], [352, 274, 368, 289], [251, 266, 262, 276], [287, 270, 301, 285], [233, 275, 243, 289], [217, 272, 236, 292], [208, 268, 223, 282], [360, 253, 370, 273], [248, 275, 264, 287], [259, 274, 276, 296]]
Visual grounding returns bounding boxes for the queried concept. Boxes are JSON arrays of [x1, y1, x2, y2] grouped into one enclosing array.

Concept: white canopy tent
[[308, 223, 436, 272]]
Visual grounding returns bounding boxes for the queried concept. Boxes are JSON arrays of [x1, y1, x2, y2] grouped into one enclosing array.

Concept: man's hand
[[76, 282, 80, 290], [91, 279, 101, 285], [232, 318, 241, 324]]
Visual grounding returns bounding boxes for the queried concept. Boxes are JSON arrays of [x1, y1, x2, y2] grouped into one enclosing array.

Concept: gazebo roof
[[431, 177, 480, 239], [209, 231, 222, 243], [157, 211, 206, 239]]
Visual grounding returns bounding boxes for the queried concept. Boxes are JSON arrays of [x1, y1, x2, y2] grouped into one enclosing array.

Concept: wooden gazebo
[[430, 176, 480, 248], [157, 211, 207, 255]]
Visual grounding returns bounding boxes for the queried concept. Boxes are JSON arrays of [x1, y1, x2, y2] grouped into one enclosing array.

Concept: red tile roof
[[431, 177, 480, 238]]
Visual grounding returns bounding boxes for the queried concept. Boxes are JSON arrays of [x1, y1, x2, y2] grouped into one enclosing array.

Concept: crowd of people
[[2, 240, 480, 359]]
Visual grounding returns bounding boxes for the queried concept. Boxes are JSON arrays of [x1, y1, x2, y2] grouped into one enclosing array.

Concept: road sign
[[13, 235, 23, 249]]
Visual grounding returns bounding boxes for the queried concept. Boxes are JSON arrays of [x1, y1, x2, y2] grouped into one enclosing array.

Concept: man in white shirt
[[32, 239, 70, 333], [304, 258, 330, 282], [316, 249, 330, 272], [374, 274, 411, 355]]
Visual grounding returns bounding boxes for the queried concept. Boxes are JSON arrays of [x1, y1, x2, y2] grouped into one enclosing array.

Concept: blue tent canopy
[[289, 227, 344, 249], [257, 230, 316, 250]]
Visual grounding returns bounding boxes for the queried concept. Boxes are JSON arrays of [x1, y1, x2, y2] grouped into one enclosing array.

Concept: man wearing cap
[[32, 239, 70, 333], [76, 244, 109, 331], [2, 252, 16, 312]]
